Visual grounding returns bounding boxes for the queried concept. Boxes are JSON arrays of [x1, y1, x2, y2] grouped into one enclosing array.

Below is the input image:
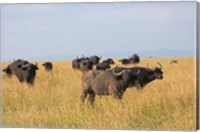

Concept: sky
[[0, 1, 197, 61]]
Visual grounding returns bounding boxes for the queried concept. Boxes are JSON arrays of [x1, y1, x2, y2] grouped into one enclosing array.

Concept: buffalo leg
[[80, 89, 89, 103], [88, 92, 95, 106]]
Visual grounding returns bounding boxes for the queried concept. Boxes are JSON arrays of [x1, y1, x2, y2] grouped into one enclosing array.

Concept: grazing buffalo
[[89, 55, 101, 65], [119, 59, 130, 65], [81, 67, 140, 105], [114, 62, 163, 89], [79, 60, 94, 72], [96, 61, 111, 70], [42, 62, 53, 71], [102, 58, 115, 65], [15, 62, 39, 85], [129, 54, 140, 64], [170, 60, 178, 64]]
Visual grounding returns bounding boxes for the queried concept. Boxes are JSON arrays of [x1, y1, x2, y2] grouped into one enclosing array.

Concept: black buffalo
[[102, 58, 115, 65], [129, 54, 140, 64], [72, 57, 82, 69], [89, 55, 101, 65], [42, 62, 53, 71], [2, 59, 39, 85], [96, 61, 111, 70], [114, 62, 163, 89], [81, 67, 139, 105], [119, 59, 130, 65]]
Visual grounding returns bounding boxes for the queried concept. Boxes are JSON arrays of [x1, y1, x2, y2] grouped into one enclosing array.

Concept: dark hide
[[129, 54, 140, 64], [42, 62, 53, 71]]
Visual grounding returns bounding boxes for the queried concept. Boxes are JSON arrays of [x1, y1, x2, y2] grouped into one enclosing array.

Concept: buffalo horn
[[112, 67, 126, 76], [22, 63, 29, 68], [134, 69, 140, 74], [157, 62, 162, 69]]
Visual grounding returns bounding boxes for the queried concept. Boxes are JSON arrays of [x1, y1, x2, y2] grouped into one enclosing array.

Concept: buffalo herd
[[2, 54, 165, 106], [74, 54, 164, 105]]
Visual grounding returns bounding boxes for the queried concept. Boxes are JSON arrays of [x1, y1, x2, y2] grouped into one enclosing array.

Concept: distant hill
[[97, 49, 194, 59], [31, 49, 194, 61], [2, 49, 194, 62], [138, 49, 194, 58]]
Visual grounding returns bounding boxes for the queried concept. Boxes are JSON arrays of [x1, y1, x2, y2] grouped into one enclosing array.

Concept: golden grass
[[1, 57, 197, 130]]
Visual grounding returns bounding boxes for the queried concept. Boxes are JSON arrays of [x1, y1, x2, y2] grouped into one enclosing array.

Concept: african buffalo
[[72, 56, 90, 70], [72, 57, 82, 69], [102, 58, 115, 65], [89, 55, 101, 65], [119, 59, 130, 65], [42, 62, 53, 71], [3, 59, 39, 85], [129, 54, 140, 64], [114, 62, 163, 89], [81, 67, 139, 105], [96, 61, 111, 70]]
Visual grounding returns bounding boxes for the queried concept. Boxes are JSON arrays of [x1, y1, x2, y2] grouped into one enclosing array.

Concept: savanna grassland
[[1, 57, 197, 130]]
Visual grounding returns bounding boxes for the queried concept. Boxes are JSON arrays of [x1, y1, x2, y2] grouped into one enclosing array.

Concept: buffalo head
[[147, 62, 163, 80]]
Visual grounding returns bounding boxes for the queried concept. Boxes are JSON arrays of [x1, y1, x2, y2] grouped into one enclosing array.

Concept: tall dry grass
[[1, 57, 196, 130]]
